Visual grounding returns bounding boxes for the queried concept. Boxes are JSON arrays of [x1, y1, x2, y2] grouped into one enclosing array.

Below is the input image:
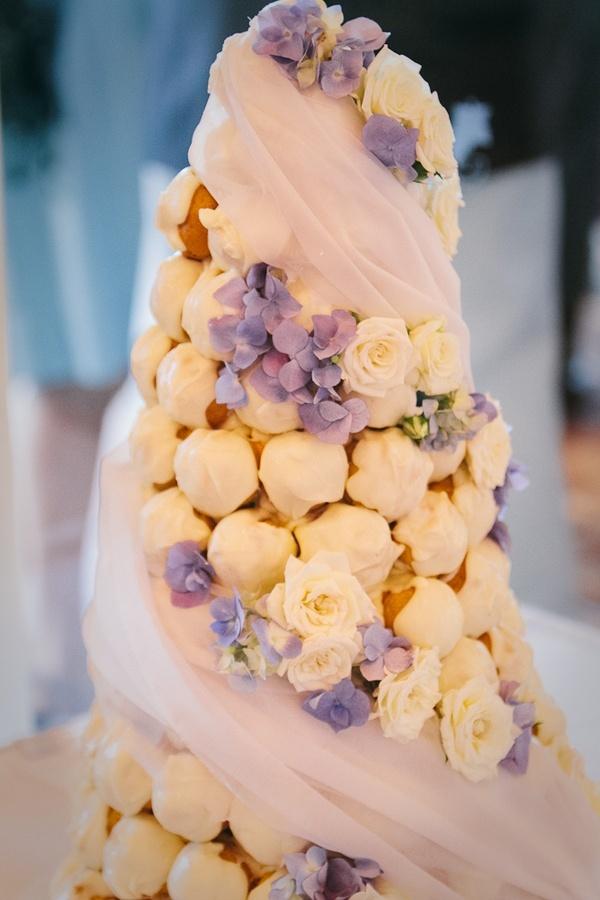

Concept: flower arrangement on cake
[[52, 2, 600, 899]]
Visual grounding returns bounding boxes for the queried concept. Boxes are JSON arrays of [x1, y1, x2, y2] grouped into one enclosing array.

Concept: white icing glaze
[[207, 508, 296, 600], [259, 431, 348, 520], [439, 636, 498, 693], [228, 796, 306, 866], [294, 503, 400, 590], [182, 266, 240, 361], [346, 429, 433, 522], [129, 404, 180, 486], [174, 428, 258, 519], [152, 752, 231, 842], [392, 576, 463, 657], [167, 842, 248, 900], [392, 491, 468, 577], [151, 253, 208, 341], [156, 342, 218, 428], [130, 325, 172, 406], [92, 729, 152, 817], [103, 814, 183, 900], [140, 486, 211, 576]]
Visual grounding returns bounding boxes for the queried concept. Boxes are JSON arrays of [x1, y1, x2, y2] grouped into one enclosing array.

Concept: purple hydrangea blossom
[[319, 45, 363, 98], [272, 319, 319, 394], [339, 16, 389, 55], [488, 459, 528, 555], [210, 592, 246, 647], [300, 396, 369, 443], [359, 623, 413, 682], [499, 681, 535, 776], [252, 616, 302, 665], [253, 1, 322, 63], [494, 459, 529, 511], [303, 678, 371, 733], [403, 390, 499, 451], [311, 309, 356, 360], [165, 541, 215, 608], [244, 264, 302, 334], [253, 1, 387, 96], [363, 115, 419, 178], [215, 362, 247, 408], [488, 518, 511, 555], [470, 392, 499, 424], [274, 845, 383, 900]]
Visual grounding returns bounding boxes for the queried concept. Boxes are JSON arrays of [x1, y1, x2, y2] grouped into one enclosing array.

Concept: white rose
[[440, 677, 516, 782], [130, 325, 173, 405], [428, 174, 463, 257], [151, 753, 231, 843], [207, 509, 297, 601], [294, 503, 400, 589], [167, 842, 248, 900], [392, 491, 468, 577], [228, 798, 306, 867], [426, 441, 465, 482], [361, 385, 418, 428], [466, 411, 511, 490], [259, 431, 348, 520], [155, 166, 201, 251], [129, 405, 180, 486], [341, 317, 417, 398], [409, 318, 463, 395], [361, 47, 431, 127], [174, 429, 258, 519], [376, 647, 441, 742], [456, 539, 510, 637], [392, 576, 463, 657], [451, 475, 497, 549], [266, 551, 376, 638], [439, 636, 498, 694], [140, 487, 211, 576], [415, 92, 457, 178], [236, 373, 302, 434], [346, 429, 433, 521], [182, 266, 241, 361], [150, 253, 207, 341], [199, 206, 259, 274], [283, 632, 360, 692], [488, 625, 533, 685], [156, 342, 218, 428]]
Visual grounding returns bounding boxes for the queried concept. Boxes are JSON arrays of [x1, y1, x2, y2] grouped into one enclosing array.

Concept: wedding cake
[[52, 2, 600, 898]]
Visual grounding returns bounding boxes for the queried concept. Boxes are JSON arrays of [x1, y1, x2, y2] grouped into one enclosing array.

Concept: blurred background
[[0, 0, 599, 742]]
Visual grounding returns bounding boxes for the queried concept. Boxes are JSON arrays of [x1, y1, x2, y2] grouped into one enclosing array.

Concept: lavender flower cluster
[[499, 681, 536, 776], [400, 390, 498, 451], [209, 263, 369, 444], [301, 624, 412, 733], [253, 1, 387, 98], [253, 2, 422, 181], [270, 844, 383, 900], [488, 459, 529, 554]]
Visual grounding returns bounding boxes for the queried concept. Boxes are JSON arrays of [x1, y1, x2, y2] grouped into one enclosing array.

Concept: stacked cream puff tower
[[51, 4, 600, 892], [51, 160, 593, 900]]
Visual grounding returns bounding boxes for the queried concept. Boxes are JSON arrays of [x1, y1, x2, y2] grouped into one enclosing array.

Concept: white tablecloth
[[2, 607, 599, 900]]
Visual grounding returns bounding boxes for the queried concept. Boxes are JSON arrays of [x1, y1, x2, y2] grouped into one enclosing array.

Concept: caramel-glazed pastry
[[155, 166, 217, 261]]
